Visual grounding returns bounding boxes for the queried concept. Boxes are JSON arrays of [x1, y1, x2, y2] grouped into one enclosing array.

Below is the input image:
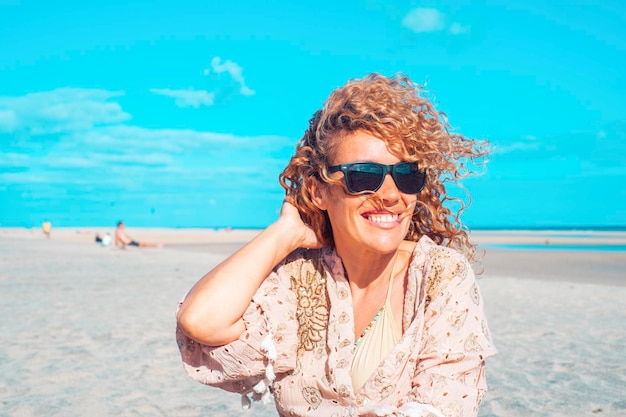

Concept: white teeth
[[367, 214, 398, 223]]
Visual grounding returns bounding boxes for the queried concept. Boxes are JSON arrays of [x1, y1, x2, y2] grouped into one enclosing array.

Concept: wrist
[[266, 219, 305, 250]]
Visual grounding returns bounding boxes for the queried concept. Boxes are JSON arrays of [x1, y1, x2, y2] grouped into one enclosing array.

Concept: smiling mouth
[[366, 213, 399, 223]]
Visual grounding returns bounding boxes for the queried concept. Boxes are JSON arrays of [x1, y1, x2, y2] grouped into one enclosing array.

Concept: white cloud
[[0, 87, 290, 214], [402, 8, 470, 36], [491, 134, 544, 154], [44, 156, 100, 169], [94, 151, 176, 167], [207, 57, 256, 96], [449, 22, 471, 35], [149, 88, 215, 108], [402, 8, 445, 33], [2, 120, 293, 177], [239, 84, 255, 96], [80, 125, 291, 153], [151, 57, 255, 108], [0, 88, 130, 134], [492, 141, 541, 154], [0, 109, 17, 132], [0, 152, 30, 167]]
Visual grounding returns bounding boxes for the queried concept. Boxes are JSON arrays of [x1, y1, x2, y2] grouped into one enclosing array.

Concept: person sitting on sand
[[95, 232, 112, 247], [176, 73, 496, 416], [114, 221, 162, 248]]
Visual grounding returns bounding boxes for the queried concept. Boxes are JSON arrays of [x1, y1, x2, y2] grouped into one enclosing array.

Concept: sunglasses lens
[[393, 163, 425, 194], [346, 163, 384, 193], [331, 162, 426, 194]]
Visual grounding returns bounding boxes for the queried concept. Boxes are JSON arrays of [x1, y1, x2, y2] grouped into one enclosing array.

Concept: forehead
[[330, 131, 401, 165]]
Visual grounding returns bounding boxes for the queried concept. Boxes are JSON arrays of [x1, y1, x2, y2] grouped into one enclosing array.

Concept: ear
[[309, 177, 328, 211]]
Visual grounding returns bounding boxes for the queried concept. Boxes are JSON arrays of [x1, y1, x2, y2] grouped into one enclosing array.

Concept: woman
[[176, 73, 496, 417]]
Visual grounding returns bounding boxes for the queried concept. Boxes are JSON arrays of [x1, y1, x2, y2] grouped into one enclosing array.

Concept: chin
[[361, 231, 406, 253]]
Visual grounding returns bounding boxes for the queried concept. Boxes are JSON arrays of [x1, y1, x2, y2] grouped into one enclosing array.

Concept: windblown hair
[[279, 73, 488, 262]]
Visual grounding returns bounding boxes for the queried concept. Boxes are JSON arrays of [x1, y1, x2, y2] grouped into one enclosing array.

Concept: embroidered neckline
[[354, 305, 385, 347]]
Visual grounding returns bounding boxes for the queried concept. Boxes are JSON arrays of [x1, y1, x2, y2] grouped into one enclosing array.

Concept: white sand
[[478, 277, 626, 416], [1, 229, 625, 416]]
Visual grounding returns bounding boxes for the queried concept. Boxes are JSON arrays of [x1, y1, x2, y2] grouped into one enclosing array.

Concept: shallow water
[[482, 243, 626, 252]]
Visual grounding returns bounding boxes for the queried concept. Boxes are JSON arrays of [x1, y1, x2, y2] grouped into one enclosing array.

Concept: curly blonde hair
[[279, 73, 488, 262]]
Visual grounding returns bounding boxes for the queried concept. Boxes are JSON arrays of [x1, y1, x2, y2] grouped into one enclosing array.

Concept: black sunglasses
[[327, 162, 426, 194]]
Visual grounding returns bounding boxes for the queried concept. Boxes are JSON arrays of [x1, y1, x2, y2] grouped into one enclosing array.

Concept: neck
[[338, 247, 398, 290]]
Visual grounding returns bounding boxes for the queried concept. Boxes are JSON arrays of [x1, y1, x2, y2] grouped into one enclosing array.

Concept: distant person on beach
[[114, 221, 161, 248], [95, 232, 112, 247], [42, 220, 51, 239], [176, 73, 496, 416]]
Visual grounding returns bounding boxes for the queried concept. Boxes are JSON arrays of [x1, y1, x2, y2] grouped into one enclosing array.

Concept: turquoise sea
[[482, 243, 626, 252]]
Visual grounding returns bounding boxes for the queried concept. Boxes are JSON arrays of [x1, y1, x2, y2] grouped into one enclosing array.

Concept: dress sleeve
[[401, 248, 497, 417], [175, 264, 299, 399]]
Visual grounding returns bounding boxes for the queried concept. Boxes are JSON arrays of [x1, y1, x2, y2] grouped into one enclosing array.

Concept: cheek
[[325, 191, 361, 221], [401, 197, 419, 223], [405, 196, 419, 211]]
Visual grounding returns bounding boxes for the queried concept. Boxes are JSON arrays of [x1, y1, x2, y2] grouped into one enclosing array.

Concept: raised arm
[[176, 201, 321, 347]]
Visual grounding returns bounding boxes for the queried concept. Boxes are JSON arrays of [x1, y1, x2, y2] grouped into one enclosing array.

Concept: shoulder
[[270, 248, 331, 291], [279, 246, 342, 273], [414, 236, 474, 304], [414, 236, 471, 275], [253, 250, 326, 317], [280, 247, 325, 276], [282, 247, 323, 265], [406, 236, 470, 276]]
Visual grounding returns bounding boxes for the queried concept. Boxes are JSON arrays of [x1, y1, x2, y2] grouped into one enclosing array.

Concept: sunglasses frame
[[327, 161, 426, 194]]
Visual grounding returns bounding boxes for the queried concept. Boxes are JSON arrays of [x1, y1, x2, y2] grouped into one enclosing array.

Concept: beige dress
[[176, 236, 497, 417], [350, 265, 402, 393]]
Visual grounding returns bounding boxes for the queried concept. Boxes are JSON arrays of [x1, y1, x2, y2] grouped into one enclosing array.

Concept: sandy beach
[[1, 227, 625, 417]]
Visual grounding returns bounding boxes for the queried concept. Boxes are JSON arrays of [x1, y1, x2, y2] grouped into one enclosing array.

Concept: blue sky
[[1, 0, 625, 229]]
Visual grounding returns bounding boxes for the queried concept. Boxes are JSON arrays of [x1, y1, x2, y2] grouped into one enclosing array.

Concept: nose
[[377, 172, 401, 204]]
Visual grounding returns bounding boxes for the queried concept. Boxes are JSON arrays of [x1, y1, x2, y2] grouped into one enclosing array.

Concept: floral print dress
[[176, 236, 497, 417]]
